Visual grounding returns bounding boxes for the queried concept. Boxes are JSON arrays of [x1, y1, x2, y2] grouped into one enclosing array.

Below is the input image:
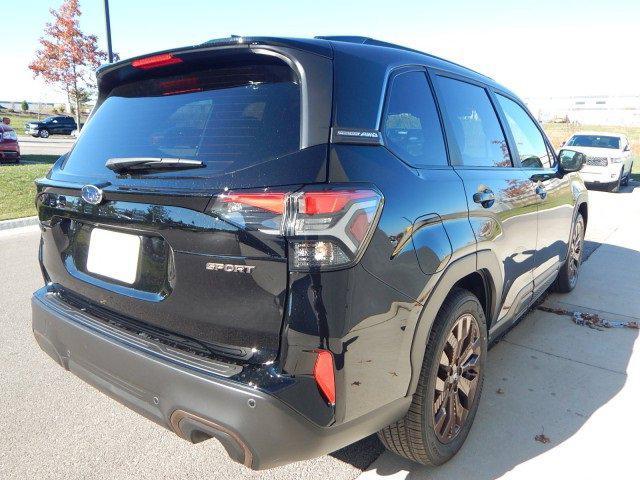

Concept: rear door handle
[[473, 189, 495, 208], [535, 185, 547, 199]]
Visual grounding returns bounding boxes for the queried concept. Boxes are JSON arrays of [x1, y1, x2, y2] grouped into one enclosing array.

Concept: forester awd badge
[[206, 262, 255, 274]]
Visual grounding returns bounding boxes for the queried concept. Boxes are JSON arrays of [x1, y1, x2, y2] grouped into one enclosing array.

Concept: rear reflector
[[132, 53, 183, 70], [313, 350, 336, 405]]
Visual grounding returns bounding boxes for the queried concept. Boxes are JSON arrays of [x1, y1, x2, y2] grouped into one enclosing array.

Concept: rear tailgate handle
[[473, 189, 495, 208]]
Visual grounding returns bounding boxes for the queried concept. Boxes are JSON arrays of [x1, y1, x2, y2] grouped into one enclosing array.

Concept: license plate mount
[[86, 228, 141, 284]]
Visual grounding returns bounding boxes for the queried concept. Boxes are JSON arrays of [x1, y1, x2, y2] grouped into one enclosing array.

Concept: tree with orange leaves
[[29, 0, 107, 130]]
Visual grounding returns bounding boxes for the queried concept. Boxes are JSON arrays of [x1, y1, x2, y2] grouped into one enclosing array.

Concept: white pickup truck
[[563, 131, 633, 192]]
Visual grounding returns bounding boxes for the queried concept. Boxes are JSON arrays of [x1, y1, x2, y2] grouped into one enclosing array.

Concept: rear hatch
[[36, 42, 333, 364]]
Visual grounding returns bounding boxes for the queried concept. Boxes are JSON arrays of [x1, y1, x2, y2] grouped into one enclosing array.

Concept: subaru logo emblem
[[81, 185, 103, 205]]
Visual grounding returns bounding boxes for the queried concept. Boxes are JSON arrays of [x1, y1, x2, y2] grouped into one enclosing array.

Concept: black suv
[[32, 36, 588, 469], [26, 115, 77, 138]]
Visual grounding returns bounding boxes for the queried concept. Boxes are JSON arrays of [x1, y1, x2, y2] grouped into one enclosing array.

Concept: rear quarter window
[[381, 70, 447, 167]]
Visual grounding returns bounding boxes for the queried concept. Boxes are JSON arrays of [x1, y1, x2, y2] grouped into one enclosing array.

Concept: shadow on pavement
[[587, 182, 638, 194], [329, 434, 385, 469], [346, 242, 638, 479]]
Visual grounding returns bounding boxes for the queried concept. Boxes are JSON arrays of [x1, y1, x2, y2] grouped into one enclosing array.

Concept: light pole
[[104, 0, 113, 63]]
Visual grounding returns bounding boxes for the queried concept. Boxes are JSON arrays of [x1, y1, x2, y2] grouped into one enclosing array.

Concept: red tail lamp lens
[[220, 192, 285, 214], [132, 54, 182, 70], [313, 349, 336, 405], [302, 191, 370, 215]]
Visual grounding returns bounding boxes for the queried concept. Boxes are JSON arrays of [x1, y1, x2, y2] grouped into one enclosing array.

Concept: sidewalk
[[358, 190, 640, 480]]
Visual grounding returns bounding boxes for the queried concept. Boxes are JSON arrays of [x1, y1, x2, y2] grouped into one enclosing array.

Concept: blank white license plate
[[86, 228, 141, 284]]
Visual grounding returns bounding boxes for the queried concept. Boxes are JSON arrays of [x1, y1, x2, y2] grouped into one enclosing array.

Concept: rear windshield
[[62, 62, 300, 177], [566, 135, 620, 149]]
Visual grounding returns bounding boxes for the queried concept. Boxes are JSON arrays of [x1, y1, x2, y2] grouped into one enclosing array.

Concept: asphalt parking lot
[[1, 184, 638, 480]]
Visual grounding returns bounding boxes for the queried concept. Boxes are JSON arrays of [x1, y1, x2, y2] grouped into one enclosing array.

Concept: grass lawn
[[0, 155, 57, 221], [541, 123, 640, 151]]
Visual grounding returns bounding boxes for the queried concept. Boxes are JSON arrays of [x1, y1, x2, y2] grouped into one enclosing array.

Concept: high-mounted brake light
[[159, 76, 202, 96], [210, 186, 383, 270], [131, 53, 182, 70], [313, 349, 336, 405]]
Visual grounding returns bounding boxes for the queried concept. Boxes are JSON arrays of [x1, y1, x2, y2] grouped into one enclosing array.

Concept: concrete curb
[[0, 216, 39, 231]]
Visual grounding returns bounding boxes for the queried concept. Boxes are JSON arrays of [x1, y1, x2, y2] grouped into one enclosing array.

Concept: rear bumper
[[0, 143, 20, 160], [31, 286, 409, 469]]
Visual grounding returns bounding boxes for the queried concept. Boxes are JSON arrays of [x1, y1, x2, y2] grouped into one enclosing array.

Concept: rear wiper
[[105, 157, 204, 173]]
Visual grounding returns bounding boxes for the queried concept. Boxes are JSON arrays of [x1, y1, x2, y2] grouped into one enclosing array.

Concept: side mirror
[[624, 145, 630, 152], [558, 149, 585, 173], [560, 140, 566, 146]]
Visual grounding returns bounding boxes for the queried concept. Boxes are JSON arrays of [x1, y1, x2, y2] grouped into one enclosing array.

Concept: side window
[[382, 71, 447, 167], [496, 94, 553, 168], [434, 76, 511, 167]]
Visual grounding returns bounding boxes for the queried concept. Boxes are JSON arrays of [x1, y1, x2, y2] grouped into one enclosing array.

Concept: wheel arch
[[577, 201, 588, 228], [406, 253, 500, 395]]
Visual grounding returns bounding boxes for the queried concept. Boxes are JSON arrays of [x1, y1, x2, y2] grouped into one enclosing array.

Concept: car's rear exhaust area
[[170, 410, 253, 467]]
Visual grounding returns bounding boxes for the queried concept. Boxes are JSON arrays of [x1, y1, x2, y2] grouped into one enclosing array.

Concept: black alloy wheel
[[433, 313, 482, 443]]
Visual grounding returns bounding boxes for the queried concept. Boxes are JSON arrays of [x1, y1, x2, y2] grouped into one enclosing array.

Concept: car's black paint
[[32, 36, 587, 468]]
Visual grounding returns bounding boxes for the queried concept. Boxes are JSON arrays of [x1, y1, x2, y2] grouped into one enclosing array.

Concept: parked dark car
[[25, 115, 77, 138], [0, 121, 20, 163], [31, 36, 588, 469]]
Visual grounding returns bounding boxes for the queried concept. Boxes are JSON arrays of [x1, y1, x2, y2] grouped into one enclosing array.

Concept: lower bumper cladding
[[31, 286, 410, 469]]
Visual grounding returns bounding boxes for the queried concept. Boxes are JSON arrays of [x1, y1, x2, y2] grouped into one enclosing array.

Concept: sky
[[2, 0, 639, 104]]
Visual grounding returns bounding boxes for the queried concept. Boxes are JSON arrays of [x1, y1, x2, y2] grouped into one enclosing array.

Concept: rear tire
[[621, 166, 631, 186], [553, 213, 585, 293], [609, 169, 623, 192], [378, 288, 487, 466]]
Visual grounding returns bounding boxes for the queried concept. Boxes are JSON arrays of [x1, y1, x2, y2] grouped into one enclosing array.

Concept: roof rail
[[315, 36, 492, 81]]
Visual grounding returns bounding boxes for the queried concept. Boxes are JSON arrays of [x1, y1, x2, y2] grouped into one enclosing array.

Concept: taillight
[[212, 191, 286, 235], [210, 185, 383, 270], [286, 188, 383, 269], [131, 53, 182, 70], [313, 349, 336, 405]]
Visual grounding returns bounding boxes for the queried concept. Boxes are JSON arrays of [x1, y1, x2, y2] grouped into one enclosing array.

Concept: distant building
[[0, 100, 56, 112], [0, 100, 94, 115], [525, 95, 640, 126]]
